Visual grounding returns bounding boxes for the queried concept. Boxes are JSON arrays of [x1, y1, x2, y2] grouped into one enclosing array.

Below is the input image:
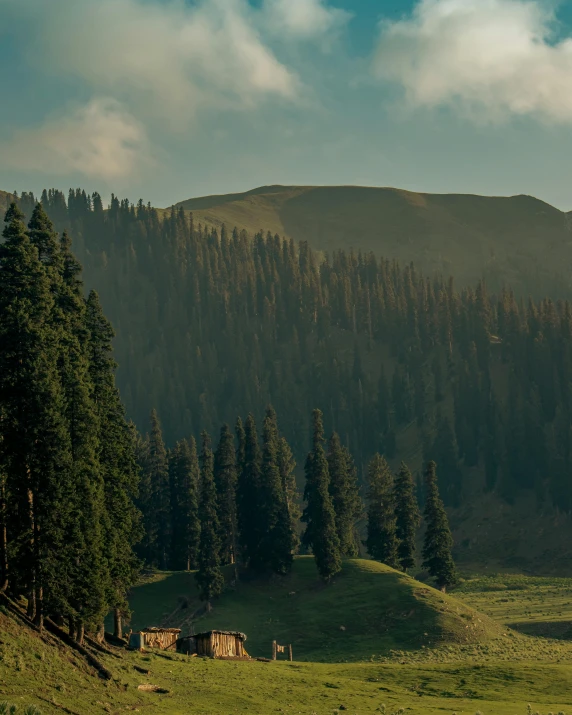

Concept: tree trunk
[[34, 584, 43, 632], [68, 616, 75, 637], [27, 587, 36, 620], [113, 609, 122, 639], [0, 478, 8, 592], [76, 621, 85, 646], [95, 623, 105, 644]]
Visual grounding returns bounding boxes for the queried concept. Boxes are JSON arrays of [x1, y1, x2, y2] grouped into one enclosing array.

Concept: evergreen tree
[[236, 414, 261, 568], [145, 410, 170, 568], [169, 438, 200, 571], [0, 204, 73, 629], [55, 224, 109, 638], [196, 432, 224, 601], [214, 424, 238, 565], [422, 461, 457, 592], [277, 435, 301, 554], [302, 410, 341, 581], [394, 462, 420, 572], [258, 407, 295, 574], [327, 433, 362, 557], [365, 454, 399, 568]]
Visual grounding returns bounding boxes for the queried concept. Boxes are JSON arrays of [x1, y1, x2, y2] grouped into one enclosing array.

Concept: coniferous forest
[[0, 196, 460, 647], [10, 187, 572, 517], [4, 183, 572, 634]]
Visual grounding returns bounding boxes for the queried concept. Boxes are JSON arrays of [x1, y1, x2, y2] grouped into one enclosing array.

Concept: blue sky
[[2, 0, 572, 209]]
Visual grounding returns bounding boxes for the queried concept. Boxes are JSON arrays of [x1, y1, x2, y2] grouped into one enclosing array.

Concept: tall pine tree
[[258, 407, 295, 574], [169, 438, 200, 571], [196, 432, 224, 601], [394, 461, 420, 572], [237, 414, 262, 569], [327, 432, 362, 557], [302, 410, 341, 581], [0, 204, 73, 629], [422, 461, 457, 592], [365, 454, 399, 569], [214, 424, 238, 566]]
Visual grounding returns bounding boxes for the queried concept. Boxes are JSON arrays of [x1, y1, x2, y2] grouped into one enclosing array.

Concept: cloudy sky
[[1, 0, 572, 208]]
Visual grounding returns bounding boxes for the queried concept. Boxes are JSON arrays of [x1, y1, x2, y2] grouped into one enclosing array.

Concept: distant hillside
[[0, 189, 15, 214], [173, 185, 572, 294], [127, 557, 502, 662]]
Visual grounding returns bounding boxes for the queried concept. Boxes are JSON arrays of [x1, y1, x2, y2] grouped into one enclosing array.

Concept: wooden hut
[[176, 630, 248, 659], [129, 627, 181, 651]]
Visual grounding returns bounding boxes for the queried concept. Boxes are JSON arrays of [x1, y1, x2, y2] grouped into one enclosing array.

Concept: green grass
[[6, 564, 572, 713], [3, 628, 572, 714], [455, 573, 572, 640], [126, 557, 502, 661]]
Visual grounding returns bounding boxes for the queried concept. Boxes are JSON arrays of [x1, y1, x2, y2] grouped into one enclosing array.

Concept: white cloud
[[374, 0, 572, 123], [262, 0, 351, 40], [0, 98, 150, 180], [1, 0, 299, 130]]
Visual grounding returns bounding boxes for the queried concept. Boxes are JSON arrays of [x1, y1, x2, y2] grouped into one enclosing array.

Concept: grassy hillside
[[4, 615, 572, 715], [457, 573, 572, 640], [5, 567, 572, 713], [126, 557, 502, 662], [173, 184, 572, 293]]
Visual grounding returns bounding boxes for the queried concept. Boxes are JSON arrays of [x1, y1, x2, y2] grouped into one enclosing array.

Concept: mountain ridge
[[172, 184, 572, 294]]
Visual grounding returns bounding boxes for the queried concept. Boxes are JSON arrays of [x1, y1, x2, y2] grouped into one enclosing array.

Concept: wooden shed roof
[[141, 627, 182, 634]]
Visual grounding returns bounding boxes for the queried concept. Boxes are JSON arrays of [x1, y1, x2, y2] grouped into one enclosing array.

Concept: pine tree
[[236, 414, 262, 568], [394, 461, 420, 572], [365, 454, 399, 568], [146, 410, 170, 568], [422, 461, 457, 592], [55, 226, 110, 638], [214, 424, 238, 566], [0, 204, 72, 629], [302, 410, 341, 581], [169, 439, 200, 571], [277, 435, 300, 554], [258, 407, 295, 574], [327, 433, 362, 557], [196, 432, 224, 601]]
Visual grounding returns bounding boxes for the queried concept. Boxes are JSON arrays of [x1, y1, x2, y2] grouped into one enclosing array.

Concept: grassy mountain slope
[[173, 185, 572, 292], [5, 568, 572, 713], [457, 572, 572, 640], [127, 557, 502, 662], [4, 605, 572, 715]]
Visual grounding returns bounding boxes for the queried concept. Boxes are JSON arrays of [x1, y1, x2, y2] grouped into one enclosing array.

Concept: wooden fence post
[[288, 644, 293, 662], [272, 640, 277, 660]]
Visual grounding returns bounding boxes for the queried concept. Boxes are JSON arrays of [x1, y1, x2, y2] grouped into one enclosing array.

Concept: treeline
[[11, 188, 572, 513], [0, 204, 140, 642], [137, 407, 457, 594]]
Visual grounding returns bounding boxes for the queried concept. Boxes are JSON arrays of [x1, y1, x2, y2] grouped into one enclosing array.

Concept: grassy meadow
[[4, 559, 572, 714]]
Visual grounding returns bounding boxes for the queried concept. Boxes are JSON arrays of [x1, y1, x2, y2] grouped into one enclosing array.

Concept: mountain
[[173, 185, 572, 294], [7, 185, 572, 574]]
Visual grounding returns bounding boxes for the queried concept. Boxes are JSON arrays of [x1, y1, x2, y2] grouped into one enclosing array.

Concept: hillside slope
[[5, 603, 572, 715], [127, 557, 502, 661], [0, 189, 15, 214], [173, 185, 572, 293]]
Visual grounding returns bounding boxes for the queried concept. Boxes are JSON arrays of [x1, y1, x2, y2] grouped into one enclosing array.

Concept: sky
[[2, 0, 572, 209]]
